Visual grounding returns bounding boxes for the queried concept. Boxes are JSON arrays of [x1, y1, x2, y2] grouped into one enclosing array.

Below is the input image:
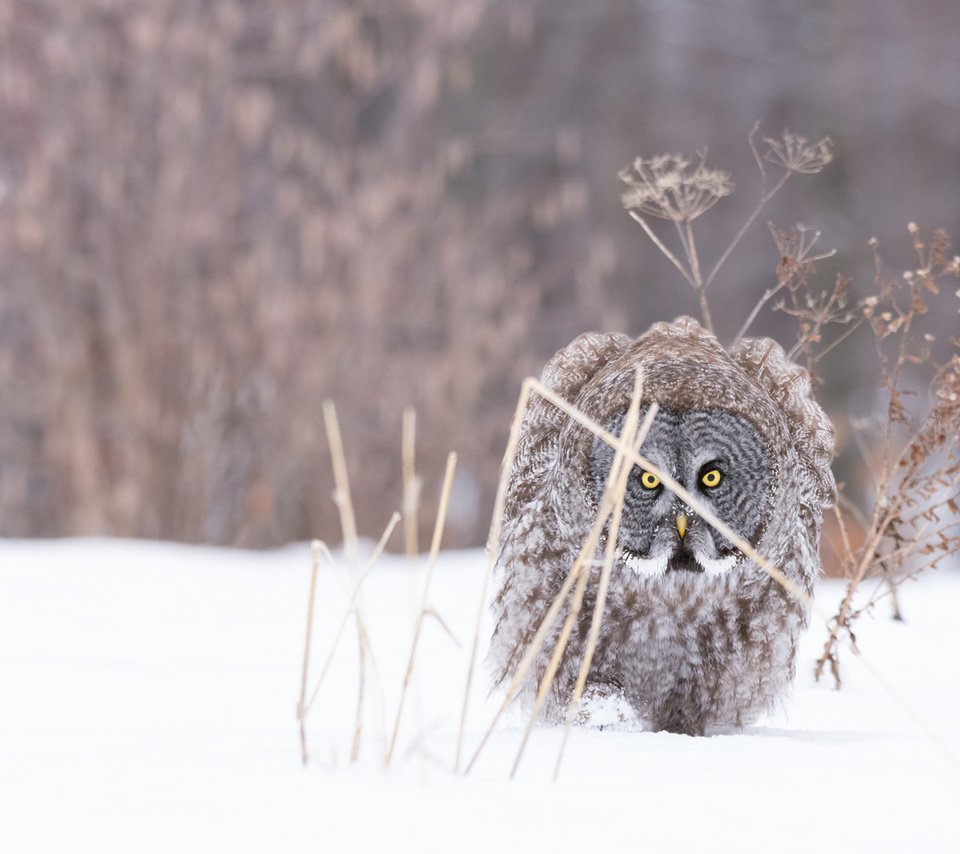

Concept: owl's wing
[[729, 336, 836, 510]]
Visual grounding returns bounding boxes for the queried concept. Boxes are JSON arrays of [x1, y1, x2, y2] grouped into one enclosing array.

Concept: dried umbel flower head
[[619, 153, 733, 223], [764, 132, 834, 174]]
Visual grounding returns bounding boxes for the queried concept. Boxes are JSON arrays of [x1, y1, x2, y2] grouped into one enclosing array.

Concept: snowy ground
[[2, 538, 958, 853]]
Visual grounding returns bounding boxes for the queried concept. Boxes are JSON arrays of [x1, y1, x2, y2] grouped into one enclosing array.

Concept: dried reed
[[402, 408, 420, 559], [301, 513, 400, 720], [553, 396, 661, 779], [297, 540, 322, 765], [322, 400, 359, 562], [510, 370, 651, 778], [455, 379, 534, 772], [385, 452, 458, 766]]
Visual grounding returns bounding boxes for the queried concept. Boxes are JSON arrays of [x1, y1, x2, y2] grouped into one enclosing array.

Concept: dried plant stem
[[402, 407, 420, 559], [812, 318, 865, 362], [554, 400, 659, 780], [297, 540, 322, 765], [706, 169, 791, 288], [464, 527, 599, 774], [683, 221, 713, 333], [385, 452, 458, 766], [510, 559, 590, 778], [322, 400, 359, 561], [733, 281, 787, 346], [628, 211, 696, 289], [351, 620, 368, 762], [455, 379, 533, 772], [830, 504, 856, 571], [510, 371, 649, 778], [317, 541, 390, 743], [466, 379, 654, 776], [816, 505, 896, 682], [302, 512, 401, 717]]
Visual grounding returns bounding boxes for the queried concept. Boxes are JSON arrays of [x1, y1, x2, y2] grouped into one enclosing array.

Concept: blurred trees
[[0, 0, 956, 547]]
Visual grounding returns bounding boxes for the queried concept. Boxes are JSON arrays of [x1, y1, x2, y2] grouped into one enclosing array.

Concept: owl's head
[[559, 316, 835, 579], [589, 406, 773, 577]]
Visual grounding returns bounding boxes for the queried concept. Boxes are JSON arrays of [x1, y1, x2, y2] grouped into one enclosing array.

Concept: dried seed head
[[763, 132, 833, 174], [619, 153, 733, 223]]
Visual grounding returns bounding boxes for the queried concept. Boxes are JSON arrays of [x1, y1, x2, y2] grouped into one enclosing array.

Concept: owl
[[488, 316, 835, 735]]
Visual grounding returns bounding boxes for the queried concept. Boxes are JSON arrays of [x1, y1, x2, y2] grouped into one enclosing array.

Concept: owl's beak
[[675, 512, 688, 540]]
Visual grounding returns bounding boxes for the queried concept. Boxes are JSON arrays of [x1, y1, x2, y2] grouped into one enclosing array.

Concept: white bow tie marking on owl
[[590, 407, 773, 579]]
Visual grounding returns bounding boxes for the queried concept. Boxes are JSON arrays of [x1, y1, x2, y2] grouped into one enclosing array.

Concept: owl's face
[[589, 407, 773, 577]]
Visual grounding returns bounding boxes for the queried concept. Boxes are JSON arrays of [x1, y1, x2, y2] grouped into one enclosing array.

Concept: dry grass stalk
[[352, 620, 369, 763], [316, 540, 391, 748], [302, 512, 401, 719], [385, 452, 458, 766], [511, 556, 591, 778], [464, 490, 609, 772], [322, 400, 359, 562], [455, 379, 534, 772], [621, 130, 833, 335], [510, 370, 650, 778], [553, 401, 661, 780], [297, 539, 322, 765], [814, 227, 960, 685], [402, 407, 421, 559]]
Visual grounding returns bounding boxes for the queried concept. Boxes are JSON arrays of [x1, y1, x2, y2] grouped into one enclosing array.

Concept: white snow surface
[[2, 538, 958, 853]]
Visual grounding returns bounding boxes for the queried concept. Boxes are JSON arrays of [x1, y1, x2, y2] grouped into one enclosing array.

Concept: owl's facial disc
[[590, 407, 772, 578]]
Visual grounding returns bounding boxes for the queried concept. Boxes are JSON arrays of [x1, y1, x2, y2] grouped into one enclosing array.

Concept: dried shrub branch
[[814, 227, 960, 686]]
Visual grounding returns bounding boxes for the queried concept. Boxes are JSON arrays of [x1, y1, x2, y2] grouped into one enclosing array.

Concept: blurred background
[[0, 0, 957, 549]]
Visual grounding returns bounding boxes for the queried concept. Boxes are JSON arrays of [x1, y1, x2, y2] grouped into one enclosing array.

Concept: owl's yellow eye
[[701, 468, 722, 488], [640, 471, 660, 490]]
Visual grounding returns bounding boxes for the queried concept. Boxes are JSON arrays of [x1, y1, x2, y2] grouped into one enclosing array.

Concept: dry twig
[[815, 227, 960, 684]]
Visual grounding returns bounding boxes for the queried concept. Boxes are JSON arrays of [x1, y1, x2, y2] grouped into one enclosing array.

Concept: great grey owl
[[488, 317, 835, 735]]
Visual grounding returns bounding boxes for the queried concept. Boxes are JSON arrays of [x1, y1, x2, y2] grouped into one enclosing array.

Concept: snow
[[2, 538, 958, 853]]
